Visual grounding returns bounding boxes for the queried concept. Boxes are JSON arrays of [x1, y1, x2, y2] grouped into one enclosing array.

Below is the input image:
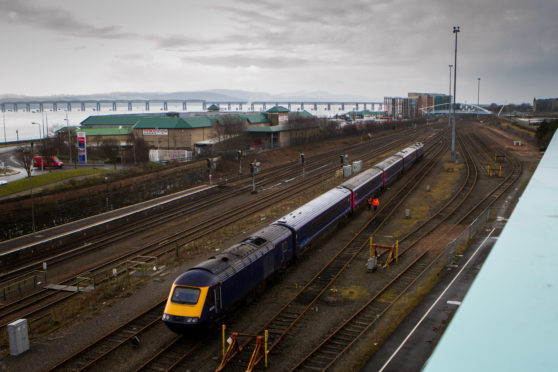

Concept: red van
[[33, 156, 64, 169]]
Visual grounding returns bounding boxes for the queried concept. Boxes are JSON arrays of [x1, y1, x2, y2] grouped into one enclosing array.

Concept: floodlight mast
[[451, 26, 460, 162]]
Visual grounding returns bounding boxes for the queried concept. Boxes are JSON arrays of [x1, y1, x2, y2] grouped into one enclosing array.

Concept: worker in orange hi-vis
[[367, 197, 373, 210], [372, 198, 379, 211]]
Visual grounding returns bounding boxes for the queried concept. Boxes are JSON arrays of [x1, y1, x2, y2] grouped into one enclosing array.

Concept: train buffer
[[487, 165, 503, 177], [367, 236, 399, 271], [494, 152, 506, 163], [216, 325, 269, 372]]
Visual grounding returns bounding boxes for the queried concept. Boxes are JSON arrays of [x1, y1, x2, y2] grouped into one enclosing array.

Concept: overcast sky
[[1, 0, 556, 104]]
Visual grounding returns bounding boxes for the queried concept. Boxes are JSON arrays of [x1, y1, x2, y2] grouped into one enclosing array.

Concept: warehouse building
[[78, 106, 315, 151]]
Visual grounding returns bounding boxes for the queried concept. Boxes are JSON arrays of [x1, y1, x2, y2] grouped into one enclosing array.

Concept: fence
[[446, 208, 492, 266], [1, 271, 46, 301]]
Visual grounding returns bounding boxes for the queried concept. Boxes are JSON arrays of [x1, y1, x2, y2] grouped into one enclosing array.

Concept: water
[[1, 101, 374, 143]]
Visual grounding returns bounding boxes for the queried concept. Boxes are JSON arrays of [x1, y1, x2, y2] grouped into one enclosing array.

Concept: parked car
[[33, 156, 64, 169]]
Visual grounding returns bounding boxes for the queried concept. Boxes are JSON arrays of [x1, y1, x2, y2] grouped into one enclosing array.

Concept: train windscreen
[[171, 286, 201, 305]]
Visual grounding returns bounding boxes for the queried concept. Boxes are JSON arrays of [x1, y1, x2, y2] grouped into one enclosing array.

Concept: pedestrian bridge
[[421, 103, 493, 116]]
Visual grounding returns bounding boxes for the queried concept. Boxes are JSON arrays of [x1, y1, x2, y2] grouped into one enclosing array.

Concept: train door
[[210, 284, 222, 314]]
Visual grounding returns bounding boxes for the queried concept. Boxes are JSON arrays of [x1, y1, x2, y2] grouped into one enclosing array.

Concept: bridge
[[420, 103, 493, 116], [0, 99, 384, 113]]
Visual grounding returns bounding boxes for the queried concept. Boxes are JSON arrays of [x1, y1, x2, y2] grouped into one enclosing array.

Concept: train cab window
[[171, 286, 201, 305]]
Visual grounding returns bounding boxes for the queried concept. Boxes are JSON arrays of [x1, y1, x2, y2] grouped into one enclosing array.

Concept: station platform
[[0, 184, 216, 274], [422, 131, 558, 371]]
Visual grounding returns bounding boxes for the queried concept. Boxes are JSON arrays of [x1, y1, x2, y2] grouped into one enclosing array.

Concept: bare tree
[[213, 115, 246, 150], [127, 133, 150, 164], [101, 139, 120, 169], [16, 145, 34, 177], [221, 115, 244, 138]]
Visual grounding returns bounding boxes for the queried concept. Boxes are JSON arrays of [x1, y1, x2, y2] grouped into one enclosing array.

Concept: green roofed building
[[79, 107, 316, 151]]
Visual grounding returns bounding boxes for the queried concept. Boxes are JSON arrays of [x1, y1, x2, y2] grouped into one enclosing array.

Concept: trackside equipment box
[[8, 319, 29, 356]]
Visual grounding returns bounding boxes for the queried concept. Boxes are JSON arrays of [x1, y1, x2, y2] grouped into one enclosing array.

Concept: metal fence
[[1, 271, 46, 301], [446, 208, 491, 266]]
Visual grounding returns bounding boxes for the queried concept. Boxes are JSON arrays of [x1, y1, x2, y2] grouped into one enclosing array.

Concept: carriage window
[[171, 286, 201, 305]]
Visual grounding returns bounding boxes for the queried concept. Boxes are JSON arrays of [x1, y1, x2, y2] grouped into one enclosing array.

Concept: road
[[0, 146, 55, 183]]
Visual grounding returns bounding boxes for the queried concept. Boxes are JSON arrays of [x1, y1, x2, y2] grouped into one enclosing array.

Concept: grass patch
[[397, 205, 431, 232], [0, 168, 111, 197], [429, 162, 463, 202]]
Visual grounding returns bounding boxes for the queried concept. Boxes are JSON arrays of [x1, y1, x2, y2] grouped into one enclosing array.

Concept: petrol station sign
[[77, 131, 87, 164]]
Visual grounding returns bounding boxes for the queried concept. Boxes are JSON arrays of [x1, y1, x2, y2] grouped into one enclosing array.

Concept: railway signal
[[300, 153, 305, 177], [237, 150, 243, 178]]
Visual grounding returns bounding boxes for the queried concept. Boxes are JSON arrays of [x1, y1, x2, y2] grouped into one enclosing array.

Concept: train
[[162, 143, 424, 333]]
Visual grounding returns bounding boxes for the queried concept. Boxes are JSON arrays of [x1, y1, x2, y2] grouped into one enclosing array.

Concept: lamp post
[[451, 26, 460, 162], [32, 121, 41, 140], [64, 114, 72, 166], [477, 77, 481, 121], [448, 64, 453, 128], [32, 122, 44, 171]]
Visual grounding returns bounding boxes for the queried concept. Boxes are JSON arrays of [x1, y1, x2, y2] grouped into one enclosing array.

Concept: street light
[[477, 77, 481, 121], [64, 114, 72, 166], [32, 122, 44, 171], [31, 121, 41, 140], [2, 110, 6, 143], [451, 25, 460, 162]]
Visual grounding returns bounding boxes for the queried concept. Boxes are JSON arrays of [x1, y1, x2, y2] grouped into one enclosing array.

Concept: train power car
[[162, 224, 294, 332], [162, 143, 424, 332]]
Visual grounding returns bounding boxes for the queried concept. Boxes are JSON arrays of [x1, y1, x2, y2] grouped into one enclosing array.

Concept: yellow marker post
[[395, 240, 399, 263], [265, 329, 269, 368], [222, 324, 226, 361], [370, 236, 373, 259]]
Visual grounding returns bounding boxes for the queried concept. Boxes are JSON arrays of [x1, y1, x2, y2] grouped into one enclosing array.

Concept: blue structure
[[424, 131, 558, 371]]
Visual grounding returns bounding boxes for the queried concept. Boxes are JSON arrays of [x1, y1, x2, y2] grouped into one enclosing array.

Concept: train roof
[[394, 144, 419, 158], [373, 155, 401, 170], [273, 187, 351, 230], [174, 268, 218, 287], [246, 224, 292, 245], [424, 132, 558, 371], [178, 226, 289, 285], [340, 167, 382, 190]]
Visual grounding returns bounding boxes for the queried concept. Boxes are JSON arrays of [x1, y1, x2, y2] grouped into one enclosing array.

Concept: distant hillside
[[0, 89, 380, 102]]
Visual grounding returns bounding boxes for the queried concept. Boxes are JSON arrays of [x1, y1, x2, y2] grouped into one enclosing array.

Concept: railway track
[[289, 128, 524, 371], [291, 251, 433, 371]]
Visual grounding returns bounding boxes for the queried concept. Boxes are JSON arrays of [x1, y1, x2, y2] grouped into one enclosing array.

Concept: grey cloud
[[182, 54, 311, 69], [0, 0, 137, 39]]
